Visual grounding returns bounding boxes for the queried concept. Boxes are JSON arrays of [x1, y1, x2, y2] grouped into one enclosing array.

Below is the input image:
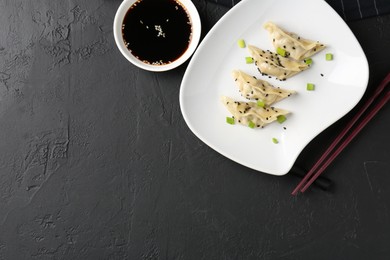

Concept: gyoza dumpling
[[221, 96, 290, 128], [248, 45, 308, 80], [263, 21, 326, 61], [232, 70, 296, 105]]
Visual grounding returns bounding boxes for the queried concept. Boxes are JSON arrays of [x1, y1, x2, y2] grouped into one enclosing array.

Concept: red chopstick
[[292, 72, 390, 195]]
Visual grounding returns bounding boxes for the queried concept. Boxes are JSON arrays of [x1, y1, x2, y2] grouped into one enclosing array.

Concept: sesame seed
[[321, 73, 324, 77], [283, 127, 286, 130]]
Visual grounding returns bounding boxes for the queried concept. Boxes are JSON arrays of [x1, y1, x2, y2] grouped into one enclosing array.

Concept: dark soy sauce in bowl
[[122, 0, 192, 66]]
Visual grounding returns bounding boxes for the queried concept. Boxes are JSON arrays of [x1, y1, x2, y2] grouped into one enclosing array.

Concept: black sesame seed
[[251, 91, 253, 94], [255, 98, 259, 100], [283, 127, 286, 130], [238, 120, 241, 123], [292, 46, 295, 50], [321, 73, 324, 77], [279, 91, 282, 94], [284, 72, 287, 76], [268, 76, 271, 79], [298, 37, 300, 40], [235, 78, 237, 81], [247, 81, 250, 84], [257, 125, 260, 127], [253, 76, 257, 79], [273, 38, 275, 42], [283, 45, 286, 48], [265, 94, 269, 97], [266, 117, 268, 120], [314, 48, 316, 51], [262, 50, 265, 54]]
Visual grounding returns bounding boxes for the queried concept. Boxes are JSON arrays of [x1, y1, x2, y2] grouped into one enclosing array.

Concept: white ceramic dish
[[179, 0, 369, 175], [113, 0, 201, 72]]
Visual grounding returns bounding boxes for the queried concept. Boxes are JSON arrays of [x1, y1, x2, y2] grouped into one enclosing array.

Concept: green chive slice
[[307, 83, 315, 91], [272, 138, 279, 144], [245, 57, 254, 64], [276, 47, 286, 57], [248, 121, 255, 129], [304, 58, 313, 65], [277, 115, 287, 124], [257, 100, 265, 108], [237, 39, 246, 48], [326, 53, 333, 61], [226, 117, 235, 125]]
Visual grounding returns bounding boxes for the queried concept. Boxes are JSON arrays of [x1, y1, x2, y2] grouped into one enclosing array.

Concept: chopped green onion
[[248, 121, 255, 129], [304, 58, 313, 65], [245, 57, 254, 64], [257, 100, 265, 108], [307, 83, 315, 91], [276, 47, 286, 57], [326, 53, 333, 61], [226, 117, 235, 125], [277, 115, 287, 124], [237, 39, 246, 48], [272, 137, 279, 144]]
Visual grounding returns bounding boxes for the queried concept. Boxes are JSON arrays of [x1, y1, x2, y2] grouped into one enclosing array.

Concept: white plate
[[179, 0, 369, 175]]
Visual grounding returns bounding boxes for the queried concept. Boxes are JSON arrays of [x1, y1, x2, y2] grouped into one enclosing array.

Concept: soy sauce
[[122, 0, 192, 65]]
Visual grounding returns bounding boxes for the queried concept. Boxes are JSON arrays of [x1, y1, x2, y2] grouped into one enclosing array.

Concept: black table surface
[[0, 0, 390, 259]]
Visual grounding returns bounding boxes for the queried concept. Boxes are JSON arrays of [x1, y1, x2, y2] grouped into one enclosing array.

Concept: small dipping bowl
[[113, 0, 201, 72]]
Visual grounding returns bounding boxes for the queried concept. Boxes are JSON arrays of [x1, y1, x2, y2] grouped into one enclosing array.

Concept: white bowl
[[113, 0, 201, 72]]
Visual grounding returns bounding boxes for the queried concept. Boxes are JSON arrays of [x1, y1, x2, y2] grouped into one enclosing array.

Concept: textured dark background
[[0, 0, 390, 259]]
